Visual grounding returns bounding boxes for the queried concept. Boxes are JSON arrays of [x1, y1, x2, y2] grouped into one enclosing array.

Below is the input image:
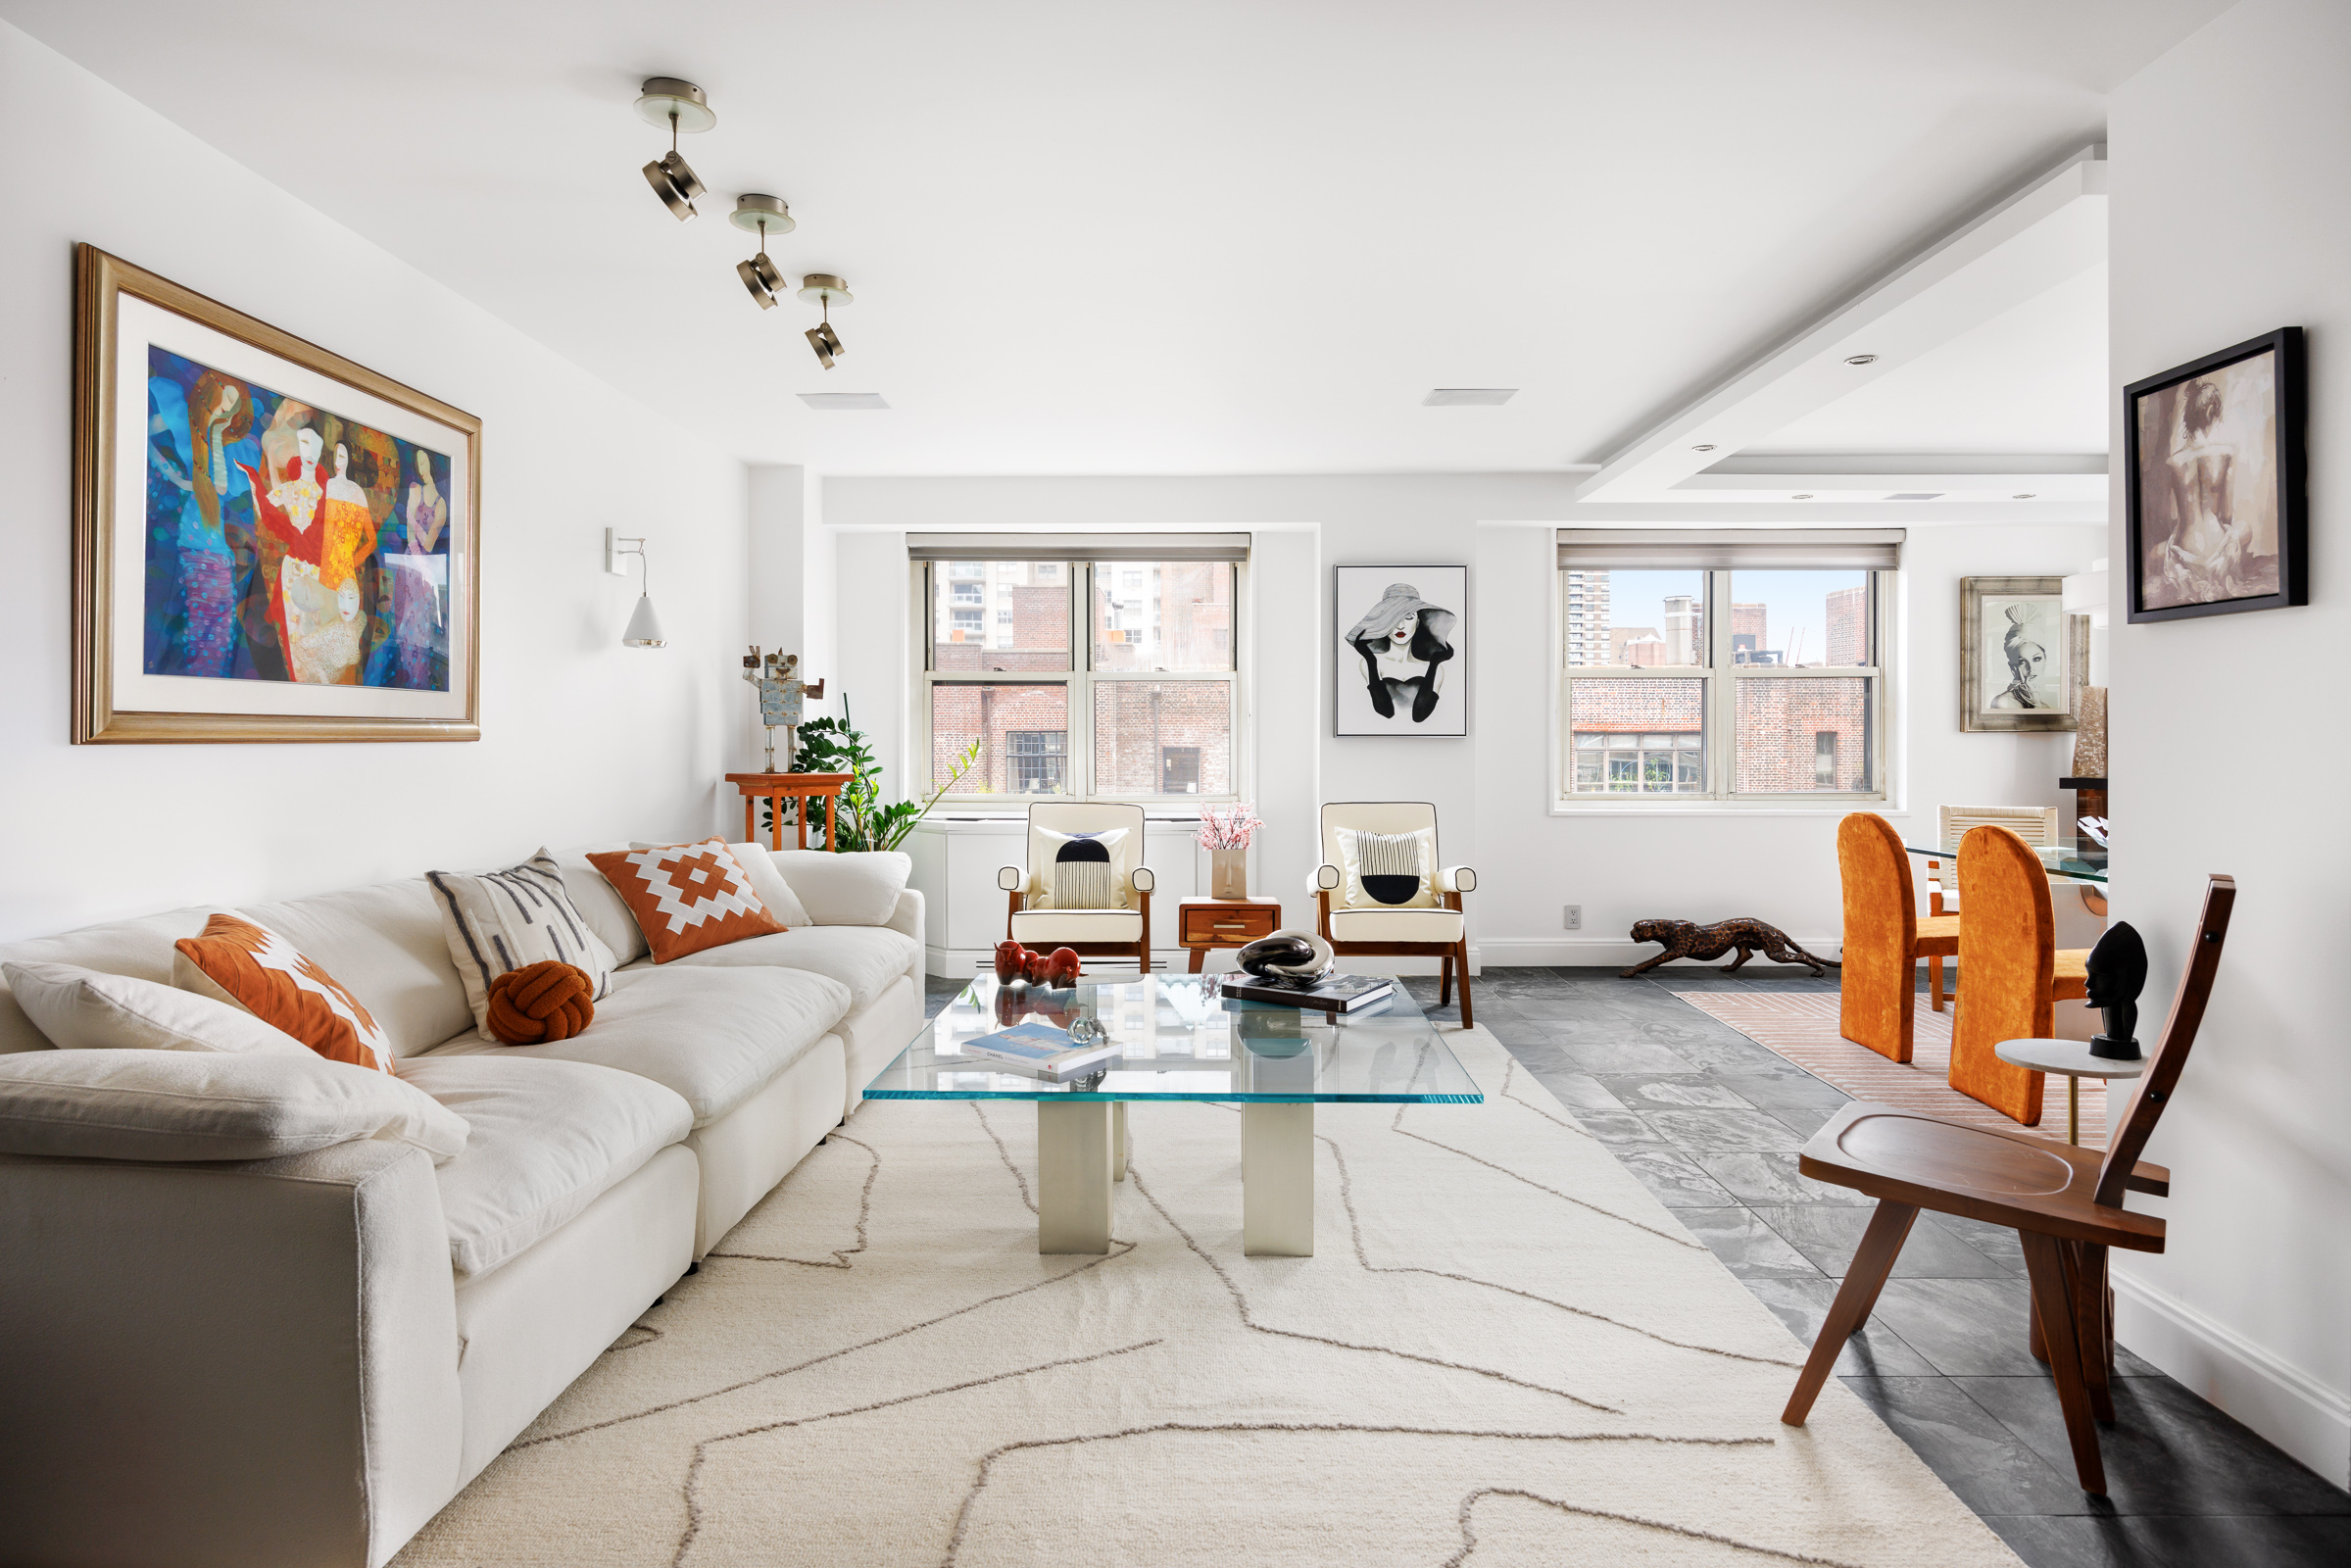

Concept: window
[[1557, 533, 1894, 804], [918, 550, 1242, 803]]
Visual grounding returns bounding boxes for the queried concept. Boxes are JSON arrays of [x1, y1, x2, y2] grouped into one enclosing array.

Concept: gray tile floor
[[918, 965, 2351, 1566]]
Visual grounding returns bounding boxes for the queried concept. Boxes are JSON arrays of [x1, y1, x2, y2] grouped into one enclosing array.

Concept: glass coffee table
[[863, 973, 1481, 1257]]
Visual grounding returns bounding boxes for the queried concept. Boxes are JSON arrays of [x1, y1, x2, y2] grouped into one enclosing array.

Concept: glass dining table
[[1900, 835, 2108, 887]]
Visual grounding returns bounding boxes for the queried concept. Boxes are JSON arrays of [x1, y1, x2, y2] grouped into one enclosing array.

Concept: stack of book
[[956, 1020, 1120, 1079], [1216, 971, 1395, 1015]]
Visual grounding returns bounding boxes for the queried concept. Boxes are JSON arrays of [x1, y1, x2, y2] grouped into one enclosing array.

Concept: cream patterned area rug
[[1674, 992, 2107, 1148], [395, 1029, 2020, 1568]]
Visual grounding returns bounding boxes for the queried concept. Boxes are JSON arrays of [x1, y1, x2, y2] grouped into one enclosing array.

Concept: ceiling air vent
[[1422, 388, 1517, 406], [1885, 492, 1944, 501], [798, 392, 891, 411]]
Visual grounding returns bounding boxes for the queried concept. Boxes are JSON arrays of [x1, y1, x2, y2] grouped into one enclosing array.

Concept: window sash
[[1559, 567, 1886, 803], [921, 561, 1244, 806]]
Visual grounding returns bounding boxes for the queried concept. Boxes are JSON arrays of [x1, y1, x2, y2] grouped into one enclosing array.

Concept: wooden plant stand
[[726, 772, 854, 851]]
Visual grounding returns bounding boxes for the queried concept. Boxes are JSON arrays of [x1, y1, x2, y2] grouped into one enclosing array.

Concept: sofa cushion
[[239, 880, 475, 1057], [0, 1049, 468, 1164], [652, 925, 918, 1013], [418, 964, 851, 1126], [769, 850, 910, 926], [726, 843, 813, 926], [398, 1055, 691, 1278], [546, 846, 651, 966], [1, 961, 314, 1056], [0, 908, 220, 1055]]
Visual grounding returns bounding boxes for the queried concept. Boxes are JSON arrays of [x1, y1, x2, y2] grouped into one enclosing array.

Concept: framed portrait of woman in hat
[[1334, 565, 1466, 736], [1958, 576, 2079, 733]]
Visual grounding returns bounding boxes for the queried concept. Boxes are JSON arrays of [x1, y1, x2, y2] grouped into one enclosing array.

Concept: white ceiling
[[3, 0, 2222, 475]]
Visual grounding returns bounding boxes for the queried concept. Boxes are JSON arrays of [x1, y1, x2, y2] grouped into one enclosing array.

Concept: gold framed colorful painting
[[73, 245, 481, 743]]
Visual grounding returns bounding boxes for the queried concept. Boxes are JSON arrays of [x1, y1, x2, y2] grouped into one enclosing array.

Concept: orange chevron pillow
[[172, 913, 396, 1074], [587, 839, 786, 963]]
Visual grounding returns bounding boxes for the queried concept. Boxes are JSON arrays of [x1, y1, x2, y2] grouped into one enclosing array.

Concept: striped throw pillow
[[1337, 826, 1439, 909], [428, 850, 616, 1033]]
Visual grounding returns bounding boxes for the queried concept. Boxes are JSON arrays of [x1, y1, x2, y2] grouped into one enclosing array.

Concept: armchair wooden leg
[[1930, 956, 1946, 1011], [2022, 1232, 2108, 1494], [1439, 955, 1453, 1007], [2074, 1241, 2114, 1423], [1454, 942, 1474, 1029], [1785, 1200, 1917, 1426]]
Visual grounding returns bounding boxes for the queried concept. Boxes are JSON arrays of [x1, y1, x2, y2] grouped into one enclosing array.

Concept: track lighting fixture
[[635, 77, 714, 220], [800, 275, 851, 369], [731, 195, 796, 308]]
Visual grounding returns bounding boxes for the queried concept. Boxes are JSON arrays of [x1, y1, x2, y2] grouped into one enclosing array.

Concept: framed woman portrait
[[1959, 576, 2076, 733], [1334, 565, 1466, 736], [73, 244, 481, 743], [2124, 325, 2306, 624]]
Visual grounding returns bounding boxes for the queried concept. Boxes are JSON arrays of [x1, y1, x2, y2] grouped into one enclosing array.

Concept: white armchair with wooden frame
[[998, 802, 1155, 970], [1309, 802, 1476, 1027]]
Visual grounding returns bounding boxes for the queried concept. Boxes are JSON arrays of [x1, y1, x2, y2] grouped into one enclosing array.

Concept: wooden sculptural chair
[[1836, 812, 1961, 1062], [1784, 874, 2235, 1494], [997, 801, 1155, 970], [1311, 802, 1476, 1027]]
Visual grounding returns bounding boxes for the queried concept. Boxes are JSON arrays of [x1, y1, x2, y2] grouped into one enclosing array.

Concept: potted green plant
[[765, 698, 980, 852]]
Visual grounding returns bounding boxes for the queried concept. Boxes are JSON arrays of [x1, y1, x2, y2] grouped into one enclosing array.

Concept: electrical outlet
[[1563, 905, 1582, 931]]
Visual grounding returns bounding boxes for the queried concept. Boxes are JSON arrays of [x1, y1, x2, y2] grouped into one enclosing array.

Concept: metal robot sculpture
[[741, 648, 826, 771], [2083, 920, 2149, 1060]]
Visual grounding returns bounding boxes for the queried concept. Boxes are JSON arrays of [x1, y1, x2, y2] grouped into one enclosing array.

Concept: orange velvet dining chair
[[1836, 813, 1961, 1063], [1950, 824, 2053, 1125]]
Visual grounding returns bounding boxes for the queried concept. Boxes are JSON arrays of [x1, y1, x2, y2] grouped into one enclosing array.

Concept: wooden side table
[[1177, 897, 1282, 972], [725, 772, 854, 851]]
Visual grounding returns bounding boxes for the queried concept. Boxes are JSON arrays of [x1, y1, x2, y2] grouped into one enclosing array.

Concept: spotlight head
[[805, 321, 841, 368], [739, 253, 785, 309], [643, 150, 705, 220]]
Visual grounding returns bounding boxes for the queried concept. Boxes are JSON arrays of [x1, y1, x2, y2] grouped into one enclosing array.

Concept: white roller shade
[[908, 532, 1250, 563], [1555, 529, 1902, 569]]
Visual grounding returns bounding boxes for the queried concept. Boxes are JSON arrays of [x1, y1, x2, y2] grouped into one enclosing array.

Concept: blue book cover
[[961, 1021, 1083, 1063]]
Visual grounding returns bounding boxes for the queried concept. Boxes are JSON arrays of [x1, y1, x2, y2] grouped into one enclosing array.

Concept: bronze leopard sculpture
[[1620, 917, 1838, 978]]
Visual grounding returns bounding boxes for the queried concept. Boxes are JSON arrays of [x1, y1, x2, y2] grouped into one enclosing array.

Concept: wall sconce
[[605, 528, 666, 647]]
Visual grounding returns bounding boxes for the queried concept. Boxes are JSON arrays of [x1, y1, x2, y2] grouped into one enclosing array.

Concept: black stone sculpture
[[1238, 932, 1325, 978], [2083, 921, 2148, 1060]]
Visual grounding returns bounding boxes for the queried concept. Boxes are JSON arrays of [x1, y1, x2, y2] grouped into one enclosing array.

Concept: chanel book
[[1218, 972, 1396, 1014]]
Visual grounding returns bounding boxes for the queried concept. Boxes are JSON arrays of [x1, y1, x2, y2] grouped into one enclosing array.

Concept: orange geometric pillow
[[586, 839, 787, 963], [171, 913, 396, 1074]]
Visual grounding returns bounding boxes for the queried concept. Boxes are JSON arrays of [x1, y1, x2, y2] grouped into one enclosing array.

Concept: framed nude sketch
[[73, 245, 481, 743], [1960, 576, 2077, 733], [2123, 325, 2306, 623], [1334, 565, 1466, 736]]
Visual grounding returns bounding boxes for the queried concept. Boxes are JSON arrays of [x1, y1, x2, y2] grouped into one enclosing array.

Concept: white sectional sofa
[[0, 844, 925, 1568]]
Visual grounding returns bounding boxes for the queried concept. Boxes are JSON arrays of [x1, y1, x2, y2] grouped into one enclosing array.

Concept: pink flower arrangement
[[1195, 801, 1263, 851]]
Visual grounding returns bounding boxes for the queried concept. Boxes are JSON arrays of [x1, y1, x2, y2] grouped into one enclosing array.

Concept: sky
[[1600, 569, 1871, 667]]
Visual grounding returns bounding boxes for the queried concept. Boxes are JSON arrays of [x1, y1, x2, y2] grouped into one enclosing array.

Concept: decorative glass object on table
[[864, 972, 1481, 1257]]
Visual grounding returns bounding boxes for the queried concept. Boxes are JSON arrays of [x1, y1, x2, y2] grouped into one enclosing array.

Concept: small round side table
[[1994, 1038, 2148, 1146]]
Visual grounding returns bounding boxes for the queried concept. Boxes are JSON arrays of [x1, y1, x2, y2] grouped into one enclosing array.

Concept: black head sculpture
[[2083, 921, 2148, 1060]]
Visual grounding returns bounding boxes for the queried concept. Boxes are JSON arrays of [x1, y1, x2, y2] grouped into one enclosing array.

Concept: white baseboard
[[1476, 936, 1846, 972], [2112, 1267, 2351, 1489], [926, 947, 1485, 980]]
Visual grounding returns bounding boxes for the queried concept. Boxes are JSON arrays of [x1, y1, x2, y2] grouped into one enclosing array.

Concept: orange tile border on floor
[[1674, 990, 2108, 1150]]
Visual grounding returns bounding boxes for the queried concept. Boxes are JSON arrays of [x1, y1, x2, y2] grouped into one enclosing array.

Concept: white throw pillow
[[3, 960, 316, 1056], [725, 844, 816, 927], [0, 1049, 469, 1164], [426, 849, 616, 1033], [770, 850, 912, 926], [1335, 825, 1440, 909]]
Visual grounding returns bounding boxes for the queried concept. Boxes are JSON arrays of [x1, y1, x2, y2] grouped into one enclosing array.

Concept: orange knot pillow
[[486, 961, 595, 1046]]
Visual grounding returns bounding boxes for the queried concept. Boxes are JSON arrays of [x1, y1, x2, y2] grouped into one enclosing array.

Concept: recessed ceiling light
[[1886, 492, 1944, 501], [2013, 493, 2036, 500], [1844, 354, 1878, 366], [797, 392, 890, 410], [1691, 443, 1716, 452], [1791, 493, 1813, 500], [1421, 388, 1517, 406]]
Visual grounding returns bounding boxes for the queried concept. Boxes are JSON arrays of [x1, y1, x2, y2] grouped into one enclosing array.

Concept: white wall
[[823, 475, 2100, 968], [0, 22, 756, 942], [2106, 0, 2351, 1487]]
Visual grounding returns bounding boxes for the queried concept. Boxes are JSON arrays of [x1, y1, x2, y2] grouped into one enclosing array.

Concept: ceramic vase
[[1209, 848, 1249, 900]]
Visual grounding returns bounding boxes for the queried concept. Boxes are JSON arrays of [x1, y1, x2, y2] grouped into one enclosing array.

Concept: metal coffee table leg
[[1037, 1101, 1113, 1253], [1243, 1102, 1314, 1256]]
